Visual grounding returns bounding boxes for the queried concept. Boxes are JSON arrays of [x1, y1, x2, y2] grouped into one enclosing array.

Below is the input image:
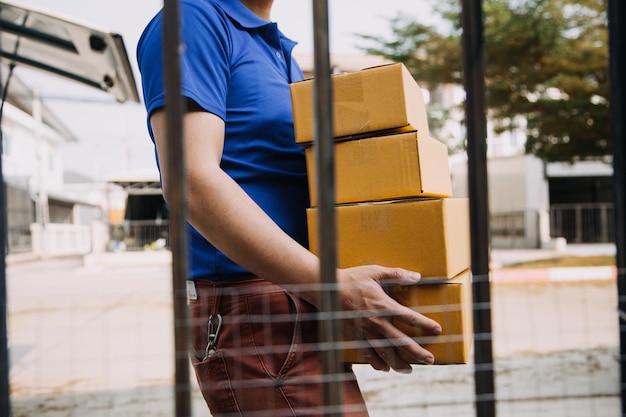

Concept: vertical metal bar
[[608, 0, 626, 415], [312, 1, 343, 416], [600, 206, 608, 243], [575, 206, 583, 243], [162, 1, 192, 416], [0, 195, 8, 416], [0, 111, 11, 417], [460, 1, 496, 416], [0, 32, 12, 416]]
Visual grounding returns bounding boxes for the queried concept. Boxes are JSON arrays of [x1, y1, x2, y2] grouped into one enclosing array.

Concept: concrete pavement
[[5, 246, 621, 417], [490, 242, 616, 267], [491, 243, 617, 284]]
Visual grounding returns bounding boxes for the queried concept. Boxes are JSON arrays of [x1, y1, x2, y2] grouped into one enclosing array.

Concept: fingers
[[372, 267, 444, 353], [344, 299, 440, 372], [372, 266, 422, 286], [360, 346, 390, 372], [394, 302, 442, 335], [385, 268, 421, 285], [338, 265, 443, 372], [364, 311, 438, 372]]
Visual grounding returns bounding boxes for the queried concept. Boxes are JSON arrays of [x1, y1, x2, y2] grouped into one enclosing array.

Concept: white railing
[[30, 222, 106, 258]]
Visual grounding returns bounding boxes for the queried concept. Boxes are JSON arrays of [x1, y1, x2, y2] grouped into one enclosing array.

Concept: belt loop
[[209, 283, 222, 317], [186, 280, 198, 303]]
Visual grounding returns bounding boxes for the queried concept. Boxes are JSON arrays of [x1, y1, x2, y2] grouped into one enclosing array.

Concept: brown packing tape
[[334, 104, 371, 135]]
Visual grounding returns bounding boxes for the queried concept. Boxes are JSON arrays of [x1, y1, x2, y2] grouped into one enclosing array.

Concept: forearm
[[186, 165, 321, 301]]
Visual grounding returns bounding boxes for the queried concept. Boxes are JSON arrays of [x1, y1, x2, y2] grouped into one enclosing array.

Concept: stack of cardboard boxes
[[290, 63, 473, 365]]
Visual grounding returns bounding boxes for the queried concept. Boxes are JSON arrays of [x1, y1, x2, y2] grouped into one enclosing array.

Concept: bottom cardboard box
[[342, 269, 473, 365]]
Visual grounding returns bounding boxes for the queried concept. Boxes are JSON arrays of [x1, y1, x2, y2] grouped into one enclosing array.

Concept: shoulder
[[137, 0, 233, 64], [180, 0, 230, 26], [137, 0, 230, 47]]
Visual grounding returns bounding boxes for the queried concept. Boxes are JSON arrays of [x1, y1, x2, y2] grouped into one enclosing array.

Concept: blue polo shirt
[[137, 0, 309, 280]]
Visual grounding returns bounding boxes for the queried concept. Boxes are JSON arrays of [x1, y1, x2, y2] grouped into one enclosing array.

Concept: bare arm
[[153, 108, 320, 292], [151, 107, 441, 372]]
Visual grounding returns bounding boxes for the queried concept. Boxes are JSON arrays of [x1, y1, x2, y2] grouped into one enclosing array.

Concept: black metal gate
[[551, 203, 615, 244]]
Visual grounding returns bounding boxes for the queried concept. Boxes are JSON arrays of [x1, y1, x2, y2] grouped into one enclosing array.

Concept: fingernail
[[407, 272, 421, 283], [421, 355, 435, 365], [398, 367, 412, 374]]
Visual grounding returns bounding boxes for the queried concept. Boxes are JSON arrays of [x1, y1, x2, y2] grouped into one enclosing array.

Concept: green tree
[[357, 0, 609, 163]]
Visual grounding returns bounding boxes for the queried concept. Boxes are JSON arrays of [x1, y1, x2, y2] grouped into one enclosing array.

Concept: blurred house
[[1, 71, 101, 259], [1, 0, 140, 259]]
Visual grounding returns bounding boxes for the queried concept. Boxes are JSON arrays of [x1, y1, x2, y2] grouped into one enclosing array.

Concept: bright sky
[[11, 0, 433, 181]]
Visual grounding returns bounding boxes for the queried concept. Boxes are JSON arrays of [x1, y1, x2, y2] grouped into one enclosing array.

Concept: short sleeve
[[137, 0, 232, 120]]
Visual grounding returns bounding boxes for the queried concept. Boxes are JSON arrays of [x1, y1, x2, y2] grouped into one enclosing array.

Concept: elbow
[[160, 180, 172, 206], [160, 181, 190, 213]]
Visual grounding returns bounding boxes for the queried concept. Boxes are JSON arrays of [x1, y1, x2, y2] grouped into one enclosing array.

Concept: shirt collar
[[215, 0, 271, 29], [214, 0, 298, 52]]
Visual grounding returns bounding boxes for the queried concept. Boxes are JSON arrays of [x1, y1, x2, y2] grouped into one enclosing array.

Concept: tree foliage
[[357, 0, 609, 163]]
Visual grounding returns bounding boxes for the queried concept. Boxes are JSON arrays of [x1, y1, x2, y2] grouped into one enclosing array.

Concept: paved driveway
[[6, 252, 620, 417]]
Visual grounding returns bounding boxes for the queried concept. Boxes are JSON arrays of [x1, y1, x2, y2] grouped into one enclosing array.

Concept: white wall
[[451, 153, 552, 248], [524, 156, 549, 211], [451, 154, 539, 213], [2, 103, 65, 194], [488, 156, 529, 212], [547, 160, 613, 177]]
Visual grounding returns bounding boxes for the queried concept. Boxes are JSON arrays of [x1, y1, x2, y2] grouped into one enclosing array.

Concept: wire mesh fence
[[3, 1, 625, 417], [5, 250, 620, 417]]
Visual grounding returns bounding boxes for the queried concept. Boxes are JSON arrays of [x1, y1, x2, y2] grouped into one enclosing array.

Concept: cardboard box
[[307, 198, 470, 279], [342, 269, 474, 365], [305, 131, 452, 206], [290, 63, 430, 144]]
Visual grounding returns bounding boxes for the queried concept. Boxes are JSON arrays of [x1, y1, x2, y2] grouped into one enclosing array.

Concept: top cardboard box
[[290, 63, 430, 144]]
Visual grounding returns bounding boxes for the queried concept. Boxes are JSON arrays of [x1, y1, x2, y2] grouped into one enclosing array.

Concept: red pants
[[189, 277, 369, 417]]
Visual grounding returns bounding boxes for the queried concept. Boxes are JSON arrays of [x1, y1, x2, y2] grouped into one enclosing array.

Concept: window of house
[[2, 132, 11, 155]]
